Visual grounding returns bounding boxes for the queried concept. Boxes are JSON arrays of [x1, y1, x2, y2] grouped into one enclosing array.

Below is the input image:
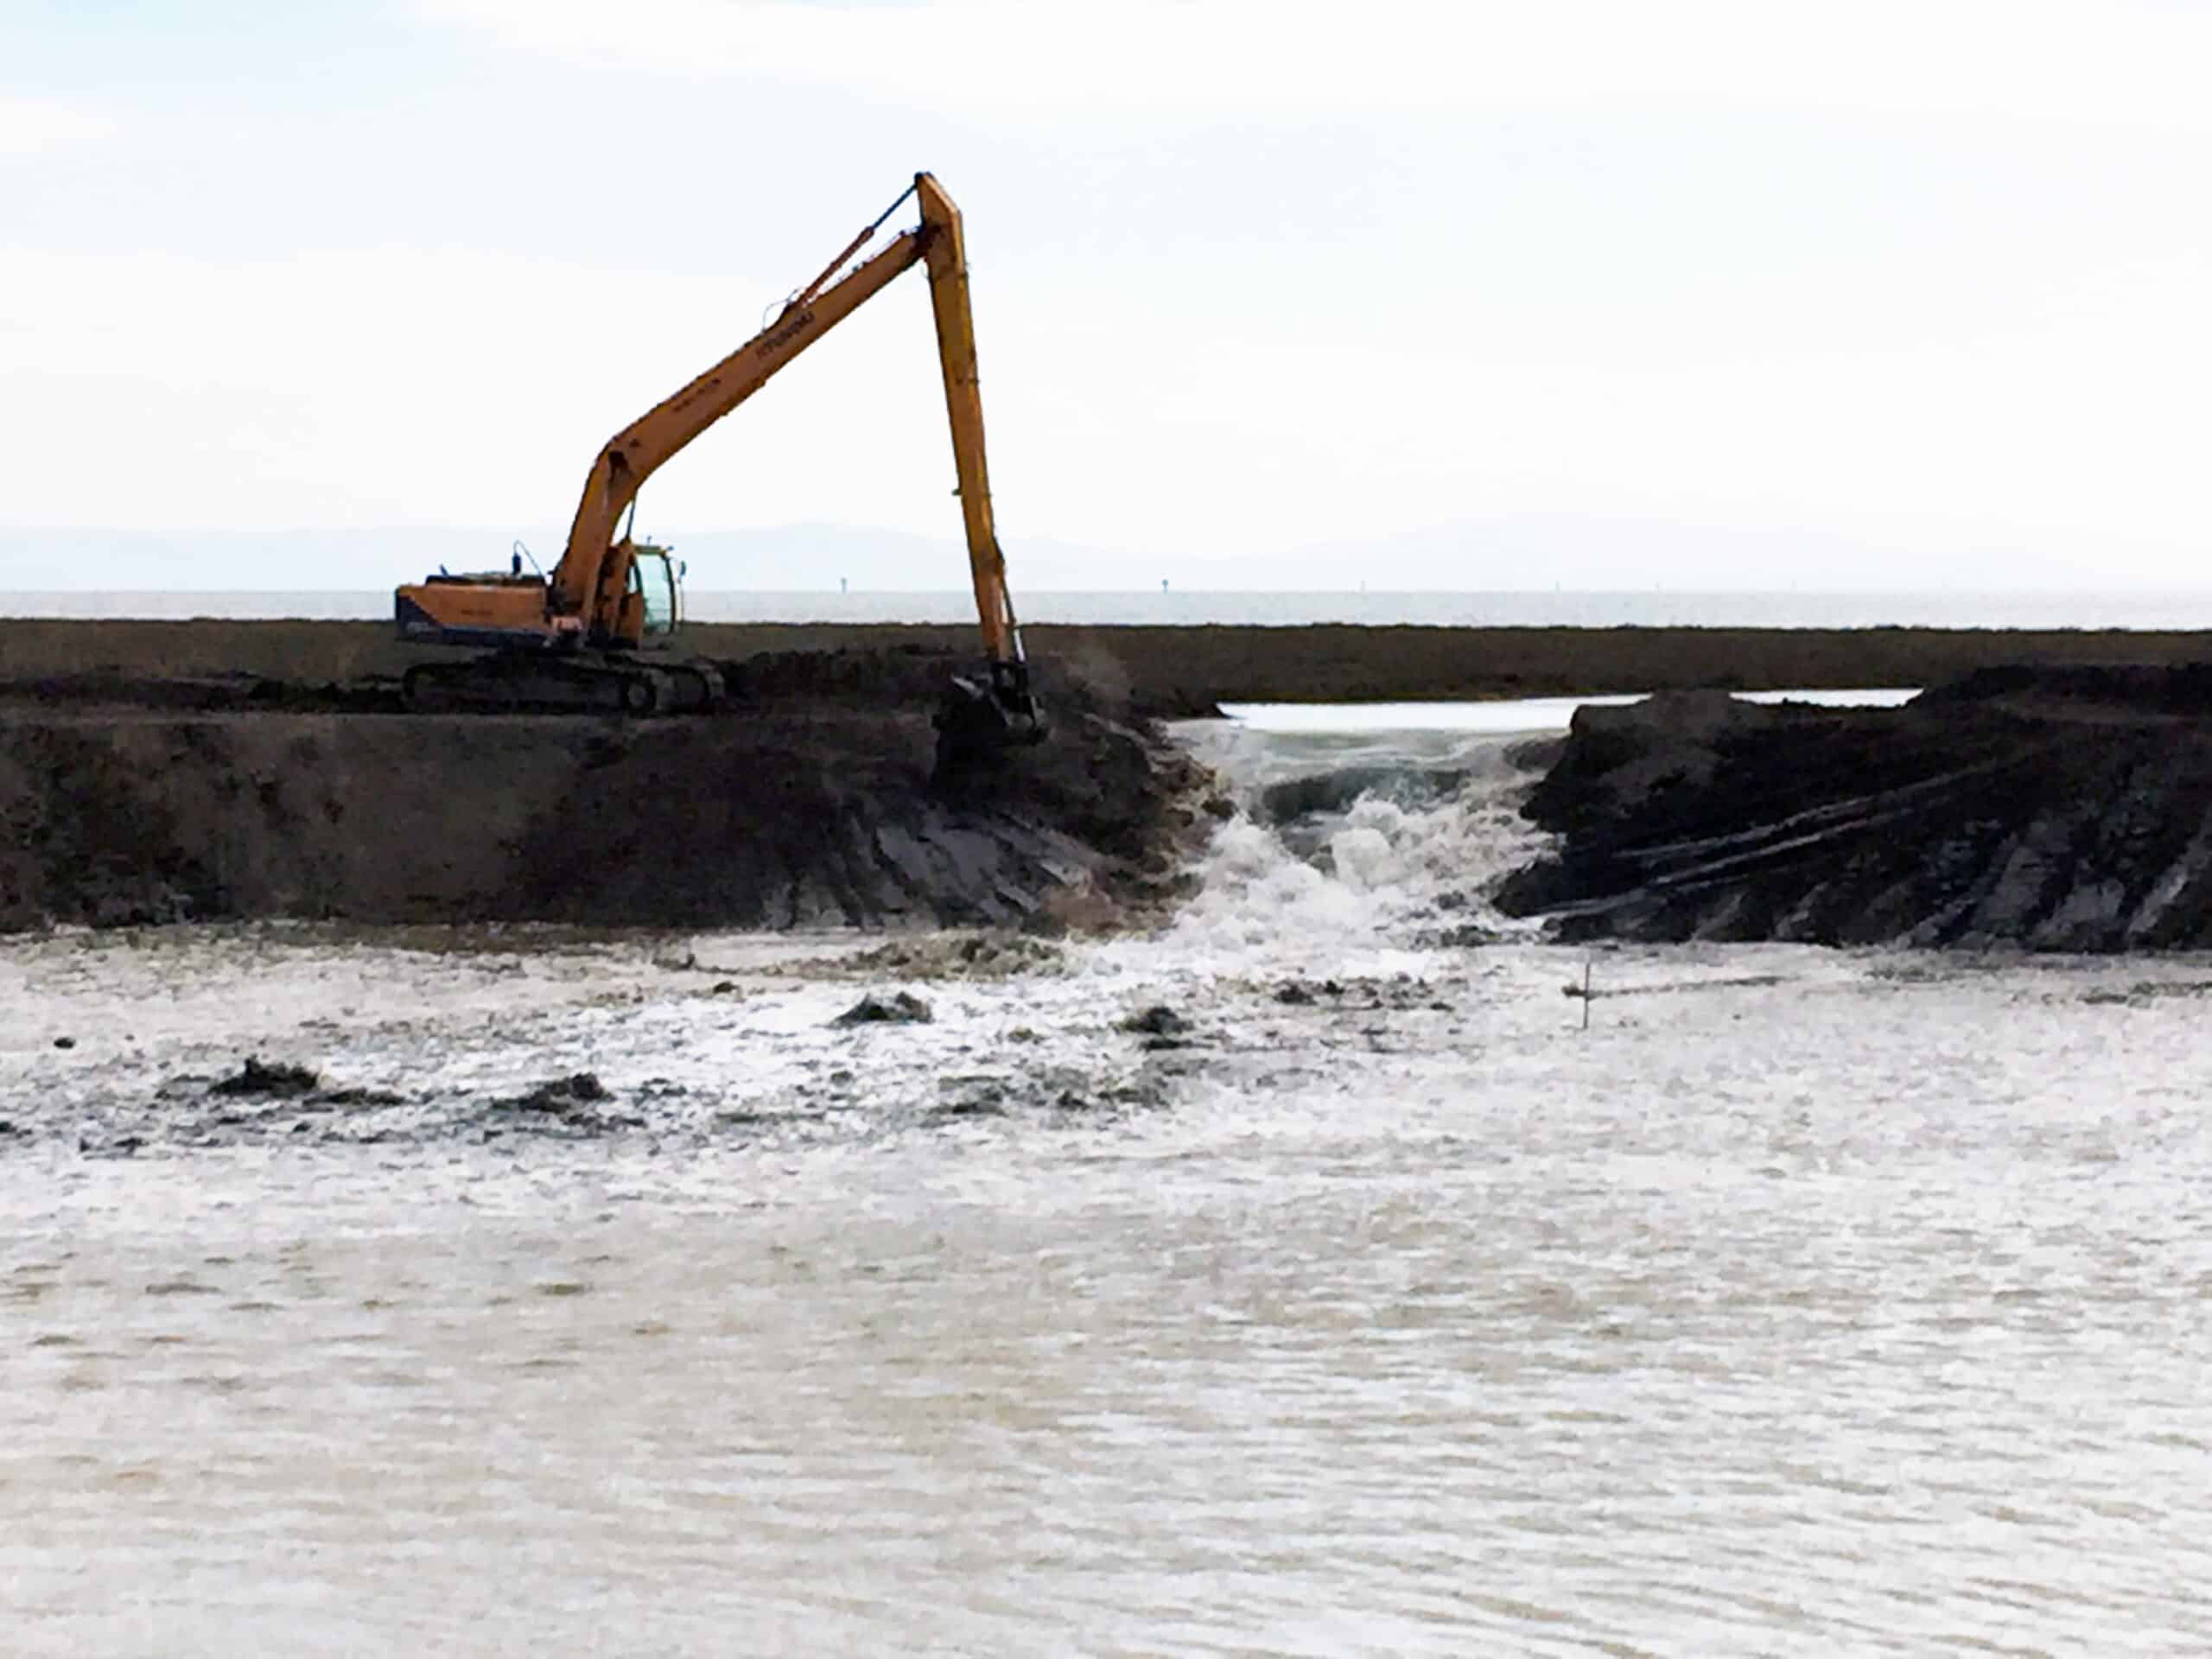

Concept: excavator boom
[[550, 224, 927, 635]]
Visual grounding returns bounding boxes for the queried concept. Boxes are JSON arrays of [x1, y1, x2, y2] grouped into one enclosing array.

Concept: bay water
[[3, 701, 2209, 1654]]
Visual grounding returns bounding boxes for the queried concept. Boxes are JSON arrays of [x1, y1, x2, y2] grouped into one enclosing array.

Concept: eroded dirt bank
[[1498, 666, 2212, 950], [0, 652, 1213, 932], [15, 618, 2212, 715]]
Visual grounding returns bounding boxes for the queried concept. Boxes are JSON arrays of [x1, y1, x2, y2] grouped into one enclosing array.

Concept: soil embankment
[[17, 618, 2212, 716], [0, 650, 1212, 933], [18, 620, 2212, 944], [1498, 666, 2212, 950]]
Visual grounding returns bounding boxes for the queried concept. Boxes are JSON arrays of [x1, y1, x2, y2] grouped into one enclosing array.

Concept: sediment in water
[[0, 649, 1211, 933], [1497, 665, 2212, 950]]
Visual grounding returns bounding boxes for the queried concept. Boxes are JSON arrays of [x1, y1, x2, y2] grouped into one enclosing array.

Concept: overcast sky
[[5, 0, 2211, 588]]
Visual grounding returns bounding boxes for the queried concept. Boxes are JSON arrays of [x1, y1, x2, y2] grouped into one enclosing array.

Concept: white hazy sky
[[5, 0, 2211, 588]]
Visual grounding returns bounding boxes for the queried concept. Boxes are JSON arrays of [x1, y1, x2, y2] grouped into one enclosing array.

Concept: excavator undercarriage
[[398, 652, 725, 715]]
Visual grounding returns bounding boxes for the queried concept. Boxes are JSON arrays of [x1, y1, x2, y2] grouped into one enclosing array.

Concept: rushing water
[[6, 704, 2212, 1655]]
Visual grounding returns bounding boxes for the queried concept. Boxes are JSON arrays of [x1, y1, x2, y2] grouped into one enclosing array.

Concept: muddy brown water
[[7, 709, 2212, 1653]]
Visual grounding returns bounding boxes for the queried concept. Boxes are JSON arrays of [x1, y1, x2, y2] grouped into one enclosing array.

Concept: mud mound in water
[[1497, 667, 2212, 950], [830, 992, 933, 1027], [208, 1057, 320, 1098], [771, 933, 1065, 981], [0, 647, 1211, 933]]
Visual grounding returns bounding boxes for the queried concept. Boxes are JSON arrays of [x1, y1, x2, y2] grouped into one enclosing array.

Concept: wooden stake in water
[[1582, 958, 1592, 1031]]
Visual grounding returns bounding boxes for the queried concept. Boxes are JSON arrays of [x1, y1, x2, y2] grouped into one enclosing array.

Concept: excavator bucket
[[933, 664, 1046, 784]]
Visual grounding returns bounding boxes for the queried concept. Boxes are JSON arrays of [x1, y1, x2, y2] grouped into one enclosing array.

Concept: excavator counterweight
[[393, 172, 1041, 759]]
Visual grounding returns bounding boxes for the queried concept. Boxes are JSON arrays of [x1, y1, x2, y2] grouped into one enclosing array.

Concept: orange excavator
[[394, 173, 1042, 760]]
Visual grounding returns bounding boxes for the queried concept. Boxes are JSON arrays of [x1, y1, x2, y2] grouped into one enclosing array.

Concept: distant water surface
[[1225, 687, 1920, 733], [12, 589, 2212, 628]]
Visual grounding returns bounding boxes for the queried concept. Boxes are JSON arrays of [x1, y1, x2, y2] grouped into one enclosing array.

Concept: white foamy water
[[6, 703, 2212, 1654]]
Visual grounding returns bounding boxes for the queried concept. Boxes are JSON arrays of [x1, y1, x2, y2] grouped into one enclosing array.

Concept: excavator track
[[401, 654, 724, 715]]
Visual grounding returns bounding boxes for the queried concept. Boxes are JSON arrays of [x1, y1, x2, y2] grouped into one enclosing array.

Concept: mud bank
[[16, 618, 2212, 715], [0, 652, 1211, 933], [1497, 666, 2212, 950]]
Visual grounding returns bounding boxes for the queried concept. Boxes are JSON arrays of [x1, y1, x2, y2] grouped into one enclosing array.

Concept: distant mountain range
[[0, 518, 2186, 592]]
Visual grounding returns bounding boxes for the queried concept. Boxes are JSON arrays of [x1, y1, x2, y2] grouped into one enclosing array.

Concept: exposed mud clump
[[1499, 668, 2212, 950], [486, 1072, 641, 1135], [780, 933, 1064, 981], [0, 646, 1211, 933], [1119, 1005, 1190, 1037], [1259, 973, 1439, 1011], [209, 1057, 321, 1098], [499, 1073, 612, 1111], [198, 1059, 405, 1112], [832, 992, 933, 1027]]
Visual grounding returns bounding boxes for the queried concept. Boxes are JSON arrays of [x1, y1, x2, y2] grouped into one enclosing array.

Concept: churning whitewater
[[6, 712, 2211, 1655]]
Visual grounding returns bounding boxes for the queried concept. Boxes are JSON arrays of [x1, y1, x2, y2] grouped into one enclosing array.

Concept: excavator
[[393, 172, 1042, 764]]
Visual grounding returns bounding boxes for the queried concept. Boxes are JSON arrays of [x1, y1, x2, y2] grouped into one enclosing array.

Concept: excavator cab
[[621, 543, 683, 645]]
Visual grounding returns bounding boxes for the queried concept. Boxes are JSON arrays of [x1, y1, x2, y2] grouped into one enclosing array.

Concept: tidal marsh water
[[4, 705, 2209, 1655]]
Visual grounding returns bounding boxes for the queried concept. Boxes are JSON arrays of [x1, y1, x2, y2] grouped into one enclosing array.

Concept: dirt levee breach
[[0, 652, 1208, 932]]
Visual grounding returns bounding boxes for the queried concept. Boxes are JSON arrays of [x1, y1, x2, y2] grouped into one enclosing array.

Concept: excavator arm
[[551, 219, 927, 633]]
